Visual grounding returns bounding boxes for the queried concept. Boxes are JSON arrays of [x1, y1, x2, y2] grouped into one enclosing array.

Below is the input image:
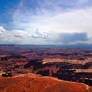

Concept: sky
[[0, 0, 92, 45]]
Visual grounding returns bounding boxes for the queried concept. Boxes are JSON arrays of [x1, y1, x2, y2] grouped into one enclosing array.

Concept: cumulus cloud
[[11, 6, 92, 43], [0, 26, 49, 44], [0, 26, 90, 45], [0, 0, 92, 44]]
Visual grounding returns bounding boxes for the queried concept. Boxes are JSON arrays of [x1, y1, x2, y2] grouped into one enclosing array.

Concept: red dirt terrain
[[0, 45, 92, 91], [0, 73, 92, 92]]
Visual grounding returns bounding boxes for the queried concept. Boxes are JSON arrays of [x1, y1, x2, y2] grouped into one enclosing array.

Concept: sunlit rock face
[[0, 73, 91, 92]]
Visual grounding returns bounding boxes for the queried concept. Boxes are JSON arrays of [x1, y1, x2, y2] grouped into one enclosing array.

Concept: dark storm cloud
[[54, 32, 88, 43]]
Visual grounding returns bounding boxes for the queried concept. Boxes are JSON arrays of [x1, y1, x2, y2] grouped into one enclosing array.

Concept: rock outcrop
[[0, 73, 91, 92]]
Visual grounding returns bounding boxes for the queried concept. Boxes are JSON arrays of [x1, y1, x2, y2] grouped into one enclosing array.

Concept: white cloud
[[12, 7, 92, 37], [0, 26, 6, 34], [77, 0, 88, 5], [0, 0, 92, 44]]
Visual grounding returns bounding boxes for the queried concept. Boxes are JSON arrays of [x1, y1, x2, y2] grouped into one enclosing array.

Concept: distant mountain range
[[0, 43, 92, 48]]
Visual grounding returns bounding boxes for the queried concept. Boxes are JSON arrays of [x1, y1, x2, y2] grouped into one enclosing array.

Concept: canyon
[[0, 45, 92, 92]]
